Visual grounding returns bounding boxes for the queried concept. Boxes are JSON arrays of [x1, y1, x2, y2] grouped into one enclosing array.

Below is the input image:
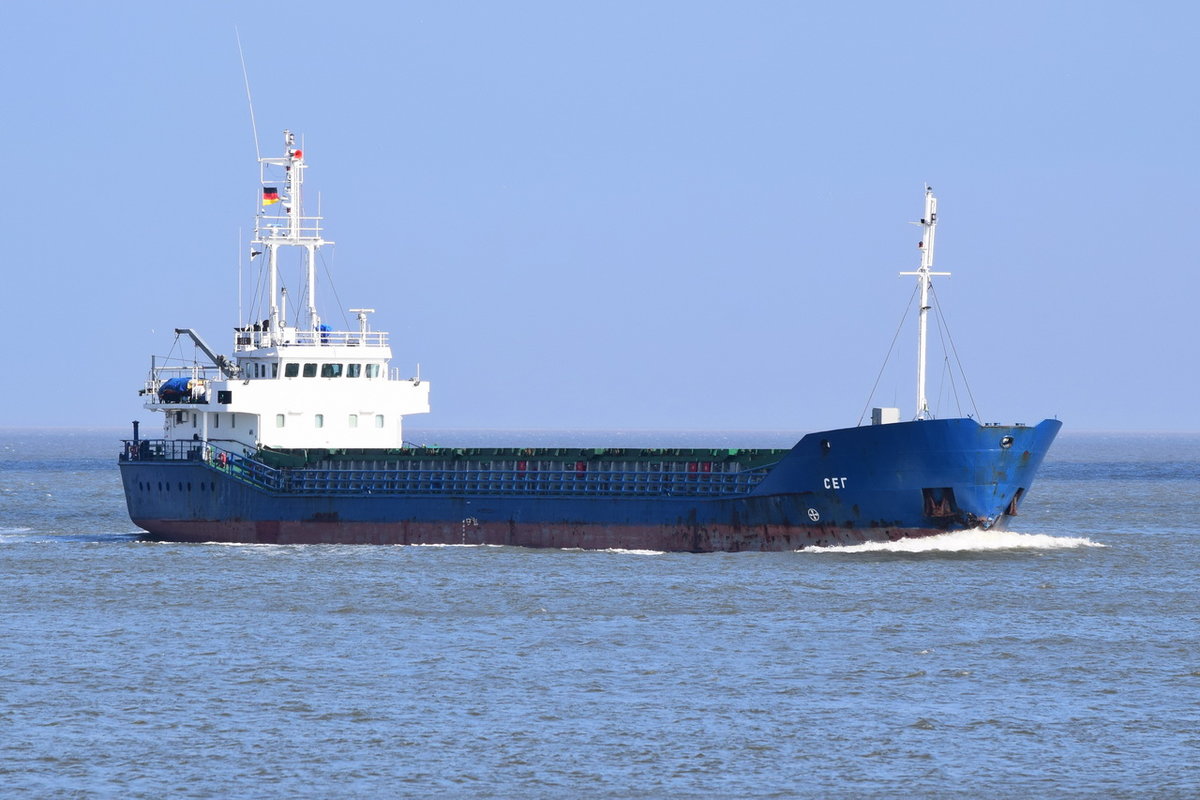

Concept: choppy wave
[[0, 529, 141, 545], [804, 529, 1106, 554]]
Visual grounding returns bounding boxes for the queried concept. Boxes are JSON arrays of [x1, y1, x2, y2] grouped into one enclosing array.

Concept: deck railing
[[283, 465, 770, 497], [233, 329, 388, 349], [120, 440, 771, 498], [120, 439, 285, 491]]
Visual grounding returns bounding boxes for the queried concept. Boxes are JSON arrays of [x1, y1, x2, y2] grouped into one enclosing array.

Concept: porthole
[[1000, 436, 1014, 449]]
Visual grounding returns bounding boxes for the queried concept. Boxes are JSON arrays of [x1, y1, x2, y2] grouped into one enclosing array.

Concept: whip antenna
[[235, 27, 261, 161]]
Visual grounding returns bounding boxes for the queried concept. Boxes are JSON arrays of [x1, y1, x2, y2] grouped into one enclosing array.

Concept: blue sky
[[1, 1, 1196, 433]]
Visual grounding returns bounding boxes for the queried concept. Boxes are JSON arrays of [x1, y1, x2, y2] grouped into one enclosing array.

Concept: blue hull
[[119, 418, 1061, 551]]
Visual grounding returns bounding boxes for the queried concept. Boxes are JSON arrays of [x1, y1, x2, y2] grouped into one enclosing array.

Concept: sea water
[[2, 428, 1199, 799]]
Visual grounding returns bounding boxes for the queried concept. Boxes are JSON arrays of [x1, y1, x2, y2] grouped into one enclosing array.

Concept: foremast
[[900, 186, 950, 420], [255, 130, 331, 342]]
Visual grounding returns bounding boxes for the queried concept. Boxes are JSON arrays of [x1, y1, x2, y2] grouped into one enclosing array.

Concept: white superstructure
[[141, 131, 429, 453]]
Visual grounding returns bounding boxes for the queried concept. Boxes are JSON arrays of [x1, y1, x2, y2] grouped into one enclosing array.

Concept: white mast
[[899, 186, 950, 420], [254, 130, 331, 345]]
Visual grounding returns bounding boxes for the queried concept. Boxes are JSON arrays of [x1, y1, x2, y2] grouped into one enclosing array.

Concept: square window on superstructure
[[347, 364, 361, 378], [272, 363, 279, 378], [303, 363, 318, 377], [315, 414, 324, 428], [348, 414, 358, 428], [366, 364, 380, 378], [276, 414, 285, 428], [284, 363, 299, 378], [321, 364, 343, 378], [375, 414, 384, 428]]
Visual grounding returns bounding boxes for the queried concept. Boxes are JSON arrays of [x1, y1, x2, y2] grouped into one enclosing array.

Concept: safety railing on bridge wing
[[233, 329, 389, 349]]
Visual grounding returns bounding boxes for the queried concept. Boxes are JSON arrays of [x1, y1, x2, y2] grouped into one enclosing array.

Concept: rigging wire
[[932, 316, 963, 417], [857, 282, 920, 427], [317, 248, 354, 331], [928, 290, 962, 417], [929, 283, 981, 421], [247, 252, 268, 326]]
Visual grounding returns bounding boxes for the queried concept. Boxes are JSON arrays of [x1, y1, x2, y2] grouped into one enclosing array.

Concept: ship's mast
[[899, 186, 950, 420], [254, 130, 332, 345]]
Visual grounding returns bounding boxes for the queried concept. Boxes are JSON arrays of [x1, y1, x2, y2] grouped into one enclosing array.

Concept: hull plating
[[133, 517, 973, 552], [120, 418, 1061, 552]]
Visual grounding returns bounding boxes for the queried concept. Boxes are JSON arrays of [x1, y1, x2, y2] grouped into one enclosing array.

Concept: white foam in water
[[600, 548, 666, 556], [804, 529, 1106, 554], [0, 527, 36, 544]]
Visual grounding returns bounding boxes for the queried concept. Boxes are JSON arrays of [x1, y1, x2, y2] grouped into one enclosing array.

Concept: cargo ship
[[118, 130, 1060, 550]]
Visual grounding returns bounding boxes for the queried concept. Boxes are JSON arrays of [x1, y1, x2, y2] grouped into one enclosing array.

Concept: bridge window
[[284, 363, 299, 378], [321, 363, 343, 378], [302, 363, 318, 377], [366, 364, 380, 378], [347, 364, 361, 378]]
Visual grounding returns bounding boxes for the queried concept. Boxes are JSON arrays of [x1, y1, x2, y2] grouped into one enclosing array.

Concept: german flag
[[262, 187, 281, 205]]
